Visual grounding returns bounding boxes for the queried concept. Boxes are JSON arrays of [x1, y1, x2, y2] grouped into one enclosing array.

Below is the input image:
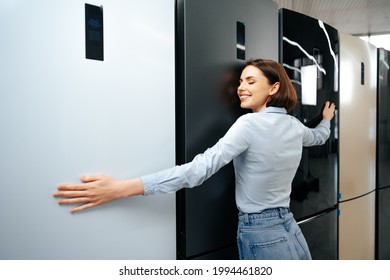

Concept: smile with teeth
[[239, 93, 251, 101]]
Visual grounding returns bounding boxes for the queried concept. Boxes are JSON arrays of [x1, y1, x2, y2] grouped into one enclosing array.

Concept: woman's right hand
[[54, 175, 144, 213], [322, 101, 336, 121]]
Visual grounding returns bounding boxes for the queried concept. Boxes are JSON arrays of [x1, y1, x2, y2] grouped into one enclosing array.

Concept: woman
[[54, 58, 335, 260]]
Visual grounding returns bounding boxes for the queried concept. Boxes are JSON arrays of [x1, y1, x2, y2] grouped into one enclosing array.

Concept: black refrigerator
[[377, 47, 390, 259], [175, 0, 278, 259], [279, 9, 339, 259]]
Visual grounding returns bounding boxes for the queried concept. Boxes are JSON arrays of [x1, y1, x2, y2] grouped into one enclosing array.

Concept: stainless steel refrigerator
[[175, 0, 278, 259], [377, 47, 390, 259], [279, 9, 339, 260], [339, 33, 377, 260]]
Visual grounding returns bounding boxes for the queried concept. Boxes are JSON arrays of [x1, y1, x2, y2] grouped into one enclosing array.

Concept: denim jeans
[[237, 208, 312, 260]]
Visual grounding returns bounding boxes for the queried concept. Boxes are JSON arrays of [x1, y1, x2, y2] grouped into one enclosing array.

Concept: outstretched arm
[[53, 175, 144, 213], [54, 114, 252, 213]]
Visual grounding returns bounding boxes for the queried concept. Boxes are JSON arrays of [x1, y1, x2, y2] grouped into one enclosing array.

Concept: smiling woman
[[238, 65, 278, 112], [238, 59, 297, 113]]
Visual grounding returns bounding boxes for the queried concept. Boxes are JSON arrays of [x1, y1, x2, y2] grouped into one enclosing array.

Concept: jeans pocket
[[239, 229, 293, 260], [249, 236, 291, 260]]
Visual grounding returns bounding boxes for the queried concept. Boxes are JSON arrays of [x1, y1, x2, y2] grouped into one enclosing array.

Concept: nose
[[237, 82, 244, 93]]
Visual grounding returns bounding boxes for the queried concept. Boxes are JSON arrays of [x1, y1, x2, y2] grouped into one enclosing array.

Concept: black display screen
[[85, 4, 104, 61], [236, 21, 245, 60]]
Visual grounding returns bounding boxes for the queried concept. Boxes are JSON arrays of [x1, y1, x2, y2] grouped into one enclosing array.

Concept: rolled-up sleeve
[[302, 119, 331, 147], [141, 115, 253, 195]]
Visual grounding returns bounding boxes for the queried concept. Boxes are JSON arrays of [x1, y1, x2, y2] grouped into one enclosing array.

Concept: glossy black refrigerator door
[[377, 48, 390, 259], [298, 208, 338, 260], [377, 48, 390, 190], [377, 187, 390, 259], [176, 0, 278, 259], [279, 9, 339, 221]]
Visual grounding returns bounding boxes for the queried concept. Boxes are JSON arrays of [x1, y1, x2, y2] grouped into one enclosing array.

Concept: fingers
[[53, 190, 88, 198], [71, 203, 97, 213], [55, 183, 88, 192], [54, 188, 96, 214], [329, 103, 336, 114], [58, 197, 91, 205], [322, 101, 336, 121], [323, 101, 336, 111], [54, 174, 111, 213], [54, 180, 92, 211], [54, 190, 99, 214], [325, 101, 335, 109], [55, 174, 106, 193]]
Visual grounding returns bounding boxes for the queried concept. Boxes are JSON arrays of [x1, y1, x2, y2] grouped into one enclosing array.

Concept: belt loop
[[279, 208, 285, 219], [244, 213, 249, 225]]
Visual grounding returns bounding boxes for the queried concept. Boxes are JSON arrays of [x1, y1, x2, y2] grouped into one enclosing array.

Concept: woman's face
[[237, 65, 278, 112]]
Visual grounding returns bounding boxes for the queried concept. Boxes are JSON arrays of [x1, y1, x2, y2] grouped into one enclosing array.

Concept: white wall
[[0, 0, 176, 259]]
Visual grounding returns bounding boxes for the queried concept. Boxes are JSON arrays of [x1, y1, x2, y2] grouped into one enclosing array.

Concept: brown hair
[[245, 59, 297, 112]]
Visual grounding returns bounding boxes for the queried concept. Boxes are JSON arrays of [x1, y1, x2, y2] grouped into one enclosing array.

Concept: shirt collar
[[260, 106, 287, 114]]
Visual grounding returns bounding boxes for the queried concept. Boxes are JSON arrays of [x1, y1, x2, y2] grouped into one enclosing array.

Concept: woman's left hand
[[322, 101, 336, 121], [53, 174, 143, 213]]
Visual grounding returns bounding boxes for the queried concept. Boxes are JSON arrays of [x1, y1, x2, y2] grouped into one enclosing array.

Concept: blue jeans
[[237, 208, 312, 260]]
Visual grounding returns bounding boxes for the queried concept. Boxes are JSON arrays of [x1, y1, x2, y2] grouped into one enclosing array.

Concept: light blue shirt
[[141, 106, 330, 213]]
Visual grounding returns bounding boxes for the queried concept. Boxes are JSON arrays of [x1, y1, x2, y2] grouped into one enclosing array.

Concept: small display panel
[[236, 21, 245, 60], [85, 4, 104, 61]]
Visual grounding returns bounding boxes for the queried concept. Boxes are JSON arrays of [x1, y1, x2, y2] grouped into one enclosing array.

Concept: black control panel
[[85, 4, 104, 61], [236, 21, 245, 60]]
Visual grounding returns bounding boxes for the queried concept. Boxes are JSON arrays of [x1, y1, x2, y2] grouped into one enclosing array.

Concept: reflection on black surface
[[291, 177, 319, 202], [179, 62, 250, 260], [377, 48, 390, 259], [176, 0, 279, 259], [218, 63, 250, 118], [378, 187, 390, 259], [176, 63, 243, 259], [280, 9, 339, 260], [280, 9, 339, 220], [378, 48, 390, 189], [298, 209, 338, 260]]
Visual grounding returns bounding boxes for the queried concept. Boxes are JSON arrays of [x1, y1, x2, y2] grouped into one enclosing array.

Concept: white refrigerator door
[[339, 33, 377, 201], [339, 192, 376, 259], [339, 33, 377, 260], [0, 0, 175, 259]]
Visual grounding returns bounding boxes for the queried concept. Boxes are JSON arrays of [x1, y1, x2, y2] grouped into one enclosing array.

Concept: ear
[[269, 82, 280, 96]]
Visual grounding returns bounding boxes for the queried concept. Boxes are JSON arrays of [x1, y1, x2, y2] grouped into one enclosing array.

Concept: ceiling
[[273, 0, 390, 35]]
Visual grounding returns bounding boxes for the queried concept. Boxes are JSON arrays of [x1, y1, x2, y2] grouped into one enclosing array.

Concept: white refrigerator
[[339, 33, 377, 259], [0, 0, 176, 259]]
